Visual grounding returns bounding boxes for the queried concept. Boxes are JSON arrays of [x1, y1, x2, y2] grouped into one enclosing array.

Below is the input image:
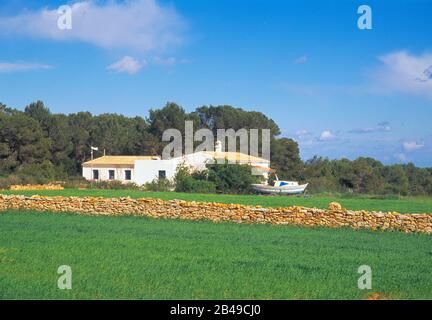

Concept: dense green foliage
[[1, 211, 431, 299], [206, 162, 263, 194], [301, 156, 432, 196], [174, 163, 263, 194], [143, 178, 174, 192], [1, 101, 431, 195], [175, 175, 216, 193], [174, 165, 216, 193], [2, 189, 432, 213]]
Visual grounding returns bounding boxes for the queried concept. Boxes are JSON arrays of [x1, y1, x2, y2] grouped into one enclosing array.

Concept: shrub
[[89, 180, 141, 190], [0, 161, 65, 189], [173, 163, 263, 194], [305, 177, 342, 194], [144, 178, 173, 192], [62, 176, 90, 189], [15, 161, 57, 184], [174, 165, 216, 193], [0, 174, 22, 189], [206, 161, 263, 194], [175, 175, 216, 193]]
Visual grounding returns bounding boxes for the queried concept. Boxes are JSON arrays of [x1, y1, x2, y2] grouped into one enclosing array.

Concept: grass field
[[0, 210, 431, 299], [2, 189, 432, 213]]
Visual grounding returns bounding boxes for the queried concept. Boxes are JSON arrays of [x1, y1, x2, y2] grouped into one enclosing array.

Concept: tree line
[[0, 101, 431, 195]]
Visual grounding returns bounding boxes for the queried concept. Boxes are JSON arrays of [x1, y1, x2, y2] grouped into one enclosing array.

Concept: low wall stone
[[0, 194, 431, 234], [9, 184, 64, 191]]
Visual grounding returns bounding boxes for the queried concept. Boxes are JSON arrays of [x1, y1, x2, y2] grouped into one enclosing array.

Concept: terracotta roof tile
[[82, 155, 160, 166]]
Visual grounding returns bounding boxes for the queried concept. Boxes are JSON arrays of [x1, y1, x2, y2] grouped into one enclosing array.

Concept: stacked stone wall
[[1, 194, 431, 234]]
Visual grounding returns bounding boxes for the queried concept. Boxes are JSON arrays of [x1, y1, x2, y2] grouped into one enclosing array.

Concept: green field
[[0, 210, 431, 299], [2, 189, 432, 213]]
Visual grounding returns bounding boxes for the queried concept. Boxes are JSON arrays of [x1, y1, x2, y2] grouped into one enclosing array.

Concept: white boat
[[252, 179, 308, 195]]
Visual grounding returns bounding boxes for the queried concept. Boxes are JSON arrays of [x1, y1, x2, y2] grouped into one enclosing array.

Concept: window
[[109, 170, 115, 180], [158, 170, 166, 180], [93, 170, 99, 180], [125, 170, 131, 181]]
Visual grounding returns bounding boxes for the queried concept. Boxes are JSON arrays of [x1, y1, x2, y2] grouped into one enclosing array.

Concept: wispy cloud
[[294, 129, 311, 137], [289, 129, 314, 145], [294, 55, 308, 64], [0, 0, 186, 52], [0, 62, 52, 73], [153, 56, 177, 66], [152, 56, 192, 65], [107, 55, 191, 74], [372, 50, 432, 98], [349, 122, 391, 134], [403, 141, 424, 152], [107, 56, 144, 75]]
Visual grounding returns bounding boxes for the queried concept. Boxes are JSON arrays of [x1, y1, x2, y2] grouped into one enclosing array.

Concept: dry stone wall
[[0, 194, 431, 234], [9, 184, 64, 191]]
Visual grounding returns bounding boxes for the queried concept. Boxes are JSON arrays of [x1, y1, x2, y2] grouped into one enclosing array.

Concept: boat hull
[[252, 183, 308, 195]]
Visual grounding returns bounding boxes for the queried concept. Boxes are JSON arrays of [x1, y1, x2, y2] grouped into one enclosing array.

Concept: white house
[[82, 143, 271, 185]]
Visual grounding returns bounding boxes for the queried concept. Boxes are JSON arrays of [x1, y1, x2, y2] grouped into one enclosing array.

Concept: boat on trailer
[[252, 176, 308, 195]]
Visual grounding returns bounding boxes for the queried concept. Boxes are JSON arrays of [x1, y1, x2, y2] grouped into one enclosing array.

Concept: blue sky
[[0, 0, 431, 166]]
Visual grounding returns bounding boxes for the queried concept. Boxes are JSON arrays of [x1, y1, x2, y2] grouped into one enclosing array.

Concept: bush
[[144, 178, 173, 192], [89, 180, 141, 190], [15, 161, 58, 184], [0, 161, 65, 189], [173, 163, 263, 194], [304, 177, 342, 194], [0, 174, 22, 189], [175, 175, 216, 193], [174, 165, 216, 193], [62, 176, 90, 189], [206, 162, 263, 194]]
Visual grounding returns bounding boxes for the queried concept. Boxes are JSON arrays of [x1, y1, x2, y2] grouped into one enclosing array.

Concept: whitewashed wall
[[82, 167, 135, 182], [82, 153, 270, 185], [134, 159, 180, 185]]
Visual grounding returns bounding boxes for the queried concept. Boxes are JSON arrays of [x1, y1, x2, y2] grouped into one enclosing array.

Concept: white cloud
[[0, 62, 52, 72], [403, 141, 424, 152], [373, 50, 432, 98], [0, 0, 186, 52], [319, 130, 336, 141], [107, 56, 144, 75]]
